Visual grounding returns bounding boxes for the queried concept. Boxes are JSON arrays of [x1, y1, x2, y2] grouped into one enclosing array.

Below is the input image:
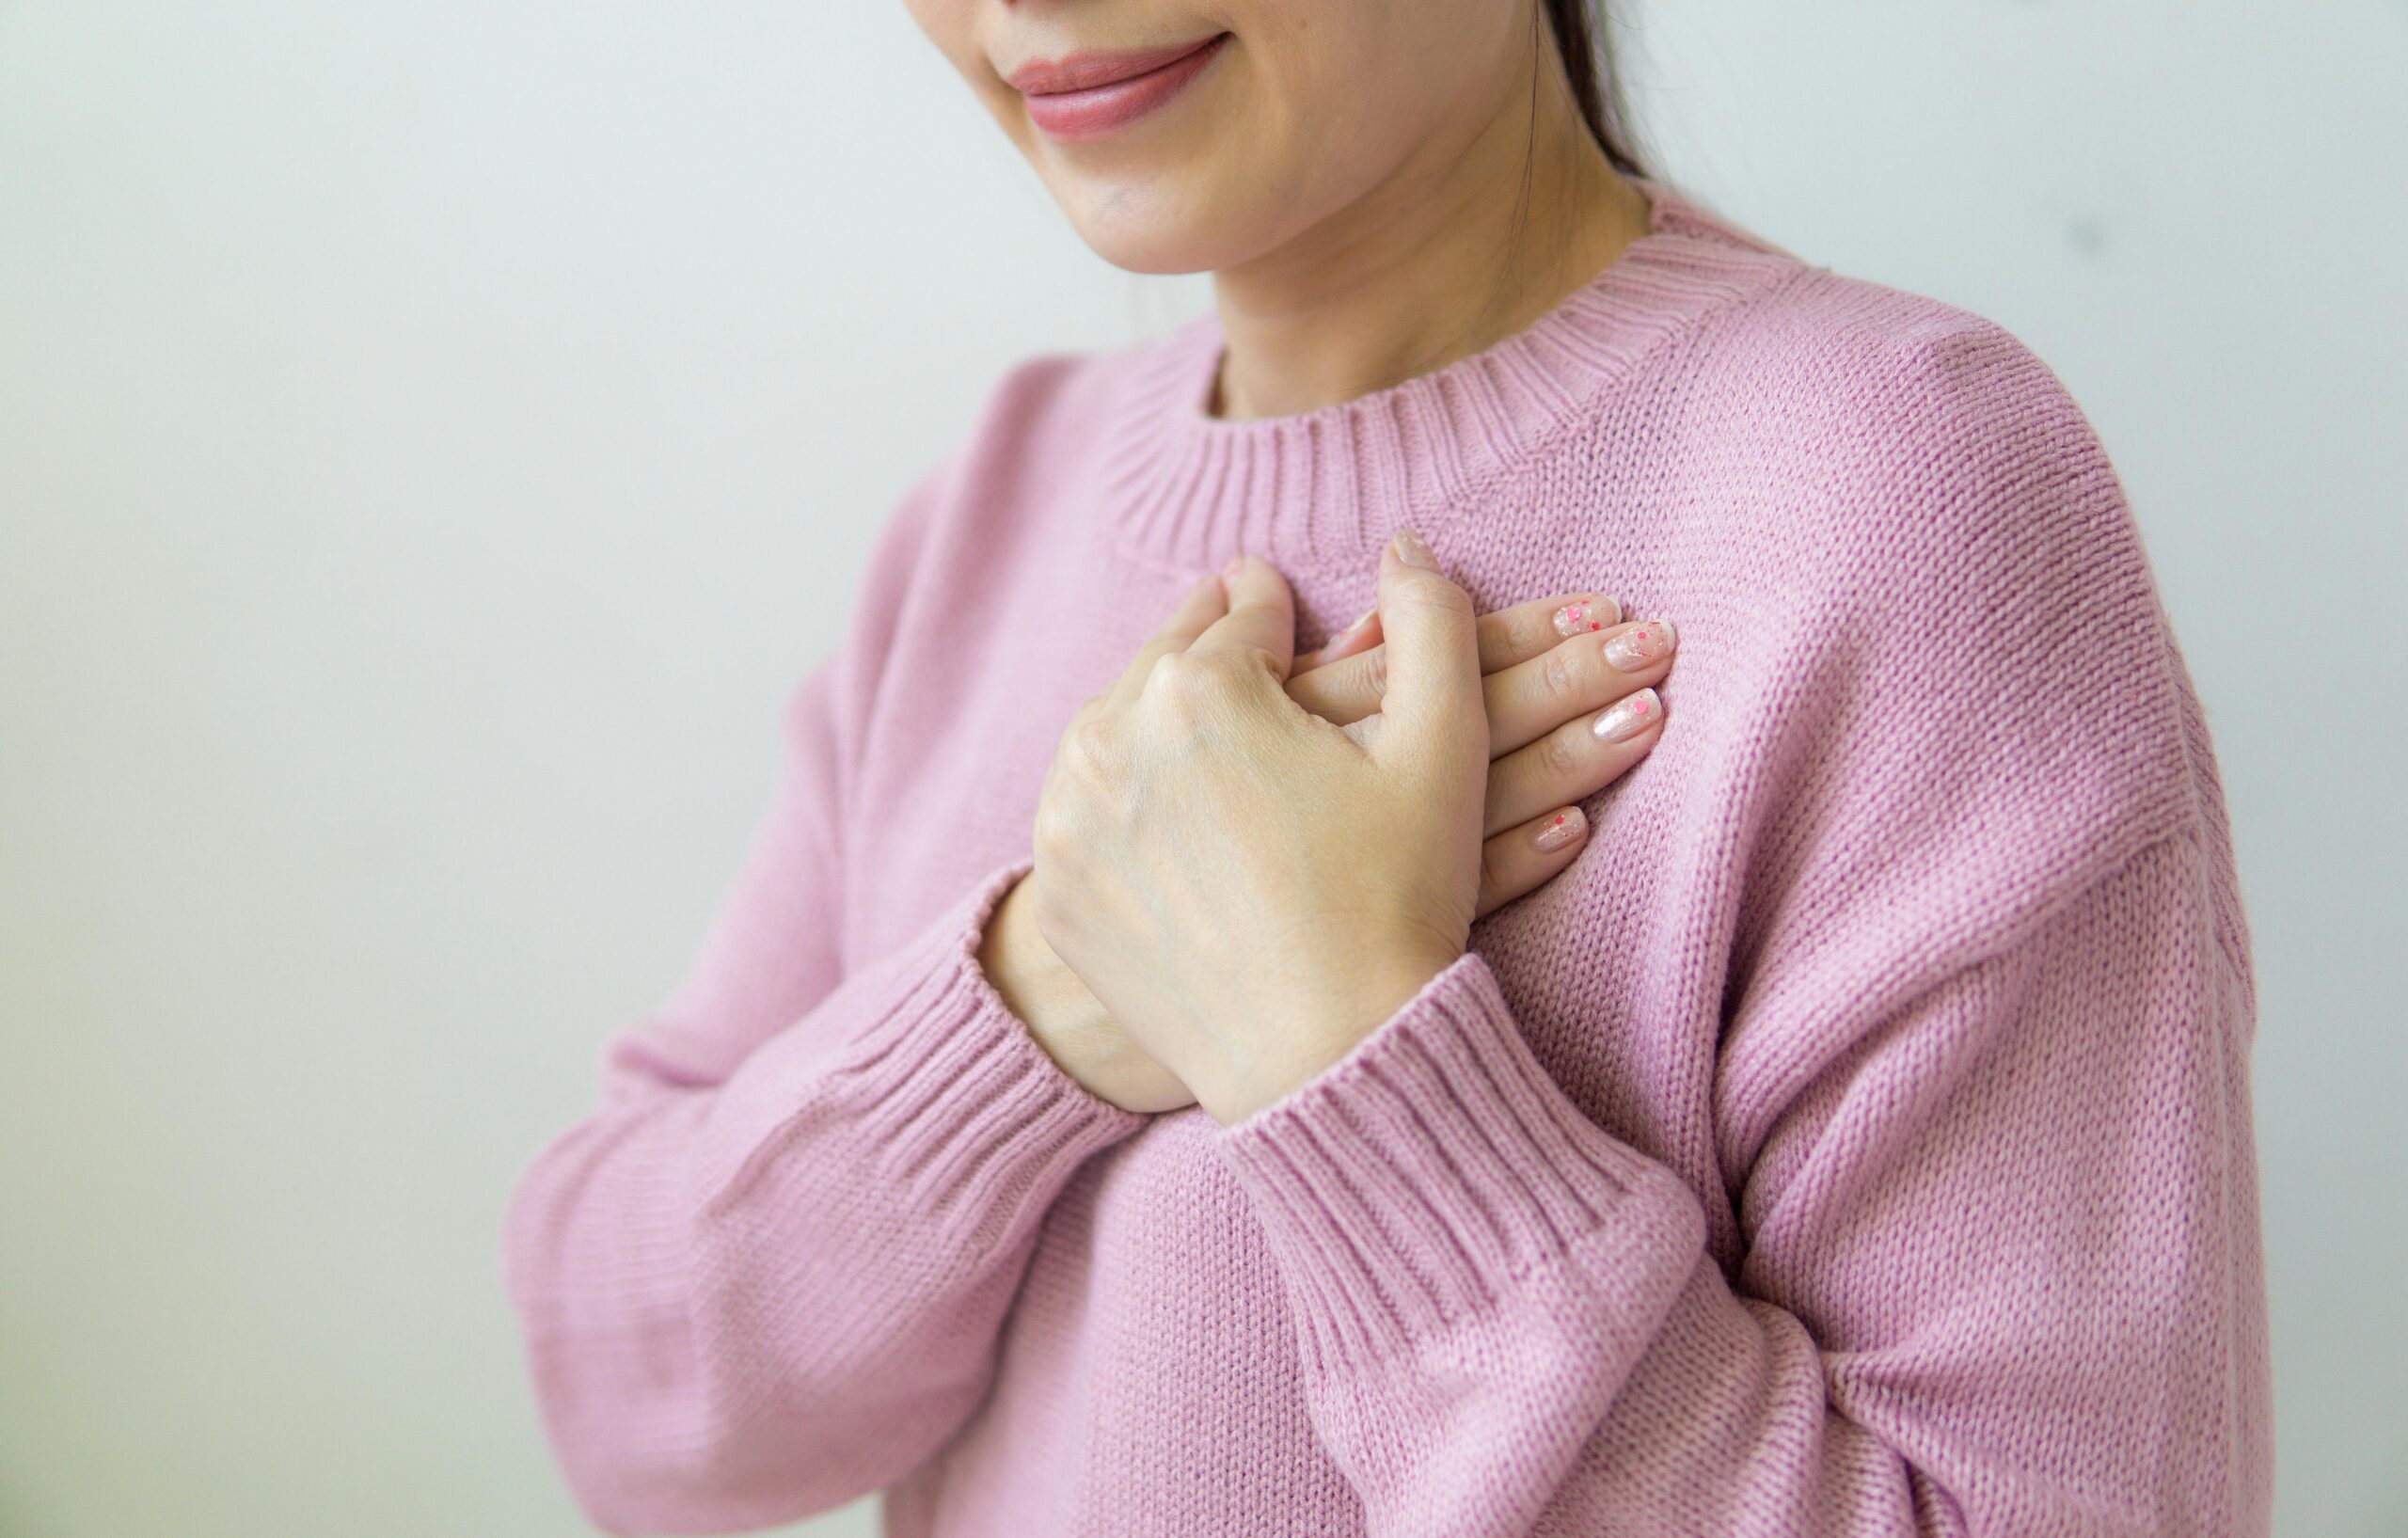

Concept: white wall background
[[3, 3, 2400, 1534]]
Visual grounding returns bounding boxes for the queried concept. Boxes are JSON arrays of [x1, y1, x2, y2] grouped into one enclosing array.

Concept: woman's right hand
[[978, 583, 1679, 1114]]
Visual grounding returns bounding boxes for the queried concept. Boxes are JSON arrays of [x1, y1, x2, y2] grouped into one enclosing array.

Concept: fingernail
[[1389, 528, 1439, 571], [1532, 806, 1587, 853], [1592, 687, 1663, 743], [1603, 619, 1677, 672], [1552, 596, 1621, 638], [1304, 609, 1373, 663], [1223, 554, 1245, 579]]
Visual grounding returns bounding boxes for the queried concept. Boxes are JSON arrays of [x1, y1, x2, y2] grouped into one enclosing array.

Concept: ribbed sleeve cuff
[[1210, 949, 1706, 1374], [700, 856, 1150, 1248]]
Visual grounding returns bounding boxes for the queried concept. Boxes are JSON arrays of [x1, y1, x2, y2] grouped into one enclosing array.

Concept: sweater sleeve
[[1208, 823, 2267, 1537], [1211, 314, 2271, 1536], [499, 462, 1149, 1535]]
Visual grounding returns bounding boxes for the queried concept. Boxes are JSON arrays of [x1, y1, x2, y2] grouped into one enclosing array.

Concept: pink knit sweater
[[500, 178, 2272, 1536]]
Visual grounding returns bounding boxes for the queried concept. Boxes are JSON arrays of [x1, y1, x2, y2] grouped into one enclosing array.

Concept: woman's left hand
[[1028, 529, 1492, 1128]]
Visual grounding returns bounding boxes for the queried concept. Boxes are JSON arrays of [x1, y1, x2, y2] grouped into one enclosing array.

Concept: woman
[[502, 4, 2271, 1534]]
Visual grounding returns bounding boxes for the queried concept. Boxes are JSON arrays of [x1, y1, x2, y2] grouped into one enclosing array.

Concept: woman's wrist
[[977, 873, 1100, 1054], [1203, 946, 1458, 1127], [978, 871, 1185, 1109]]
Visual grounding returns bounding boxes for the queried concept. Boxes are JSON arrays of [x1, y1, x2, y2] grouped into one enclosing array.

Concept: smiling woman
[[499, 4, 2273, 1536]]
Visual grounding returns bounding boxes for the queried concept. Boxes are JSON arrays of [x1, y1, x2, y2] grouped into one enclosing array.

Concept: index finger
[[1186, 554, 1297, 679], [1107, 572, 1231, 707], [1287, 589, 1621, 725]]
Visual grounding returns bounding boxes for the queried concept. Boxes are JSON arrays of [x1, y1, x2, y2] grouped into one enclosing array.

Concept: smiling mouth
[[1008, 33, 1231, 143]]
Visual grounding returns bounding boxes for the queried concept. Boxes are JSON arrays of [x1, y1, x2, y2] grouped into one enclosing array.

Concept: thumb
[[1372, 528, 1485, 759]]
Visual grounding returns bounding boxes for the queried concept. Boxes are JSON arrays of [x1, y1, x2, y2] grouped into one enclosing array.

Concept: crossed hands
[[978, 528, 1676, 1126]]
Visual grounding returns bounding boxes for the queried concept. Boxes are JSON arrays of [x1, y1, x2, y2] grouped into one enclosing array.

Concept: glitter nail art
[[1533, 810, 1586, 853], [1552, 597, 1616, 638], [1592, 688, 1663, 743], [1603, 620, 1677, 672]]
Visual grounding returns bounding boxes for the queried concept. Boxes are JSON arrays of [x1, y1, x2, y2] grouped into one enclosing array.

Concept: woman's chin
[[1074, 222, 1243, 277], [1057, 193, 1269, 278]]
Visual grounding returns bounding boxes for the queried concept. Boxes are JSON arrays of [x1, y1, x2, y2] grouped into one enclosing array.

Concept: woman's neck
[[1204, 75, 1654, 422]]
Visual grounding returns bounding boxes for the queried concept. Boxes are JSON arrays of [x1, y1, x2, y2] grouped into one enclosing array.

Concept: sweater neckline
[[1092, 175, 1801, 574]]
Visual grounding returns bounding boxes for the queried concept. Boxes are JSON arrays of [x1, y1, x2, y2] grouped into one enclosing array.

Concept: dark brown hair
[[1538, 0, 1648, 178]]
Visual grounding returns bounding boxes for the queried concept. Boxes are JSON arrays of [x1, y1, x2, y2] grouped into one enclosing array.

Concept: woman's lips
[[1008, 33, 1230, 143]]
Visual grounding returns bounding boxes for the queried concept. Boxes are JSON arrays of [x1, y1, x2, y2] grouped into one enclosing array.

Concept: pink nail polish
[[1532, 808, 1586, 853], [1552, 596, 1620, 638], [1592, 687, 1663, 743], [1303, 609, 1372, 662], [1603, 619, 1677, 673]]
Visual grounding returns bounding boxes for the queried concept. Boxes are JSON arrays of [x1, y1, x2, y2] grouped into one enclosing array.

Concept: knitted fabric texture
[[500, 177, 2273, 1537]]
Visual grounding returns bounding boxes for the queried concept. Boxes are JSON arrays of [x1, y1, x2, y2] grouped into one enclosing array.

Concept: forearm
[[504, 860, 1149, 1532], [1210, 835, 2270, 1537]]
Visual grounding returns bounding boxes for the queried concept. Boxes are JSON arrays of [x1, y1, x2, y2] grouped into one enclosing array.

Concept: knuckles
[[1141, 648, 1264, 746], [1534, 721, 1587, 781], [1498, 606, 1549, 667], [1061, 711, 1122, 780], [1538, 639, 1589, 707], [1149, 648, 1244, 707], [1041, 646, 1275, 860], [1359, 642, 1389, 701], [1391, 579, 1476, 626]]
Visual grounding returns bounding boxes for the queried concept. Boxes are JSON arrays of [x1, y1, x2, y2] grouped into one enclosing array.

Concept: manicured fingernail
[[1340, 606, 1376, 638], [1552, 596, 1621, 637], [1390, 528, 1438, 571], [1592, 687, 1663, 743], [1532, 806, 1587, 853], [1603, 619, 1677, 672]]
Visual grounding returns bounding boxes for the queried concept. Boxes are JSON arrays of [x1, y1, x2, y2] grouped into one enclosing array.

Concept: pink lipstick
[[1007, 33, 1230, 143]]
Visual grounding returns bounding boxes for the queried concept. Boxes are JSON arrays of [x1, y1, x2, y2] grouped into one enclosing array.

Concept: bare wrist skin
[[1200, 946, 1458, 1128], [977, 871, 1195, 1114]]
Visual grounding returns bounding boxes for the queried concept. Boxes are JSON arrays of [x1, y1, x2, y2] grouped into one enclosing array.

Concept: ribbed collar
[[1091, 176, 1803, 574]]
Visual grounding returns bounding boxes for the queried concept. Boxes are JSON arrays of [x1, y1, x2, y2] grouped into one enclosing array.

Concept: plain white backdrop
[[3, 3, 2401, 1534]]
